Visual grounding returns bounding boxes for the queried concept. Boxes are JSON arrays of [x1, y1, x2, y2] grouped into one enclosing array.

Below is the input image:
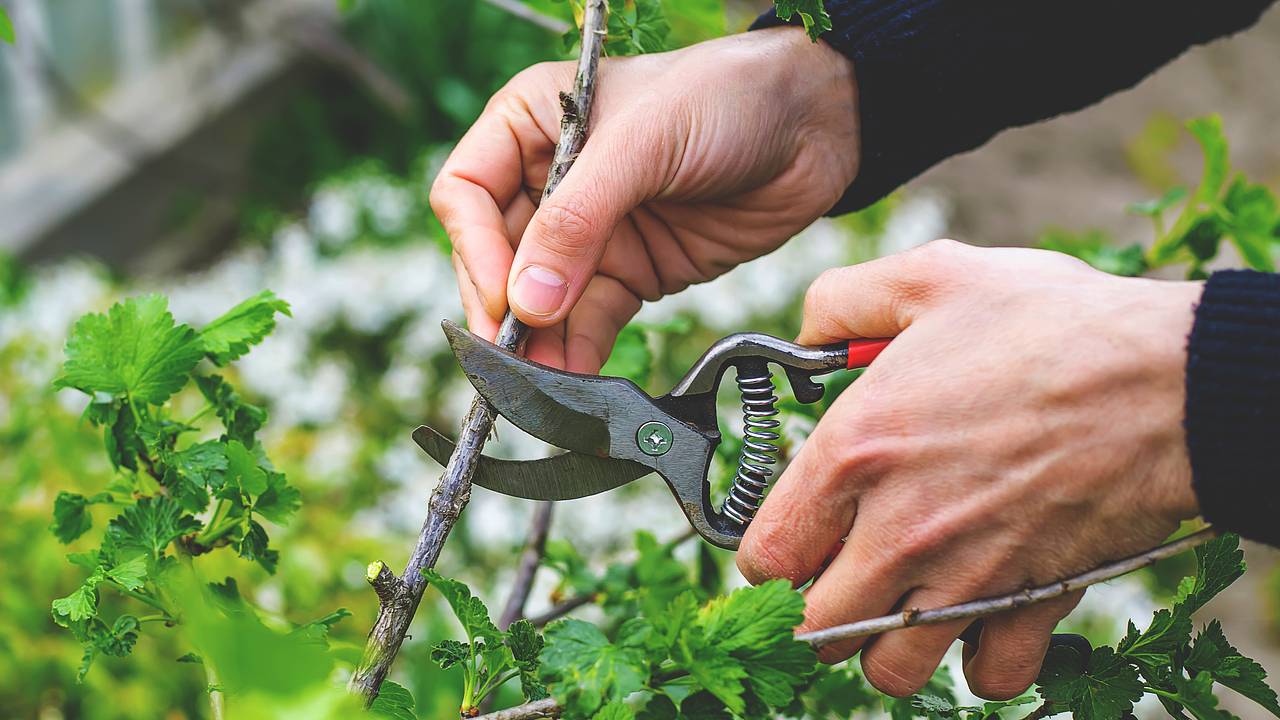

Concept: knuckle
[[532, 199, 599, 258], [862, 652, 929, 698], [737, 526, 807, 586]]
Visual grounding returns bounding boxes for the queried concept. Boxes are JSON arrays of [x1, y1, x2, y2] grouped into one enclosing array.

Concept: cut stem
[[347, 0, 609, 704]]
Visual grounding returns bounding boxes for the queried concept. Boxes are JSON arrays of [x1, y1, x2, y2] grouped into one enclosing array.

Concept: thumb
[[797, 239, 972, 344], [508, 124, 659, 326]]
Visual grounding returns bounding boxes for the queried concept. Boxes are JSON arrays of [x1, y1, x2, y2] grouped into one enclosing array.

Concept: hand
[[430, 27, 858, 371], [736, 240, 1204, 699]]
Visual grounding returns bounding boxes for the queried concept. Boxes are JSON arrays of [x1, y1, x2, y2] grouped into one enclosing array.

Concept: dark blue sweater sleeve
[[752, 1, 1275, 214]]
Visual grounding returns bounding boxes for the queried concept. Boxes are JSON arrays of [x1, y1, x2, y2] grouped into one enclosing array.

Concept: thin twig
[[795, 526, 1218, 647], [528, 592, 596, 628], [500, 501, 556, 629], [479, 0, 572, 34], [348, 0, 609, 704], [476, 698, 561, 720], [471, 527, 1219, 720]]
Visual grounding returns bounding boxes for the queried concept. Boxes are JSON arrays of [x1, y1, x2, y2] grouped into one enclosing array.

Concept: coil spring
[[721, 364, 781, 526]]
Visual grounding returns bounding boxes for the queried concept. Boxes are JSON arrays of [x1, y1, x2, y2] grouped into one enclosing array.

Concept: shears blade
[[412, 425, 652, 500], [441, 319, 691, 463]]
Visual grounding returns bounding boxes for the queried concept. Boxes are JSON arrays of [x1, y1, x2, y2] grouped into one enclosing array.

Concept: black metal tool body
[[414, 320, 889, 549]]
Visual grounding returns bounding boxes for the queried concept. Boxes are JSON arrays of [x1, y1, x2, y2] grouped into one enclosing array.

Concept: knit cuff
[[1185, 270, 1280, 545]]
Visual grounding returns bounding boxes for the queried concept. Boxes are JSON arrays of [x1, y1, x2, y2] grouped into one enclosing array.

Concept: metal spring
[[722, 365, 781, 526]]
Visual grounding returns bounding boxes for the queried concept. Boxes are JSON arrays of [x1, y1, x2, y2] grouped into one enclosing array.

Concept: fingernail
[[512, 265, 568, 317]]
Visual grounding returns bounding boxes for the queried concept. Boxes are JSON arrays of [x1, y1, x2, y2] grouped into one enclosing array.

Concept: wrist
[[754, 26, 861, 192]]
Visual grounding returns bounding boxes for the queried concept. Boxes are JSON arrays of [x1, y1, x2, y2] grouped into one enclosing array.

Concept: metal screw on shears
[[636, 421, 673, 456]]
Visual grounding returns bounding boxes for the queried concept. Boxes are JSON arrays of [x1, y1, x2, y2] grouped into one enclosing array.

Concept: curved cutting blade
[[442, 319, 686, 463], [412, 425, 652, 500]]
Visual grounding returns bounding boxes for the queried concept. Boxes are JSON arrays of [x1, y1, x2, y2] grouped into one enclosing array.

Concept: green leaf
[[105, 554, 148, 591], [370, 680, 416, 720], [430, 639, 469, 669], [199, 290, 291, 365], [1037, 228, 1148, 277], [1187, 115, 1229, 204], [541, 618, 650, 717], [1036, 646, 1143, 720], [773, 0, 832, 41], [254, 470, 301, 525], [423, 569, 502, 641], [235, 519, 278, 573], [697, 579, 803, 653], [56, 294, 204, 406], [225, 439, 268, 496], [0, 7, 13, 45], [1186, 620, 1280, 717], [107, 496, 202, 560], [51, 491, 102, 543], [1222, 175, 1279, 272], [293, 608, 351, 645], [196, 374, 267, 446], [508, 618, 544, 668], [1176, 533, 1245, 615], [52, 568, 104, 623], [594, 700, 637, 720], [1171, 671, 1234, 720], [1117, 608, 1192, 671], [167, 441, 226, 512]]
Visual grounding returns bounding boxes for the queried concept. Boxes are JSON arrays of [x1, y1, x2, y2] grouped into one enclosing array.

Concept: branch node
[[366, 560, 403, 605]]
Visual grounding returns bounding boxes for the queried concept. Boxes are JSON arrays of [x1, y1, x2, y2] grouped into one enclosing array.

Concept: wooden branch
[[348, 0, 609, 703], [795, 526, 1218, 648], [527, 592, 596, 628], [476, 698, 561, 720], [500, 501, 555, 629], [281, 13, 414, 120], [471, 527, 1219, 720]]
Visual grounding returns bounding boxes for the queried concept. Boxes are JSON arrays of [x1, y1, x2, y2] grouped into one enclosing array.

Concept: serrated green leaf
[[1036, 646, 1143, 720], [1177, 533, 1245, 615], [253, 470, 301, 525], [774, 0, 832, 41], [541, 618, 649, 716], [1117, 608, 1192, 671], [370, 679, 416, 720], [430, 639, 469, 669], [508, 619, 544, 668], [56, 294, 203, 406], [51, 492, 96, 543], [224, 439, 268, 496], [52, 568, 104, 623], [199, 290, 291, 365], [698, 579, 803, 653], [107, 496, 202, 560], [196, 374, 267, 446], [423, 569, 502, 641], [1172, 671, 1234, 720], [105, 554, 148, 591], [293, 608, 351, 645], [1187, 620, 1280, 717], [235, 519, 278, 573], [167, 440, 226, 512]]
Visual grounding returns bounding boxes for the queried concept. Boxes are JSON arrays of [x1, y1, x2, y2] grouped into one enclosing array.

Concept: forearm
[[1186, 270, 1280, 546], [754, 0, 1276, 213]]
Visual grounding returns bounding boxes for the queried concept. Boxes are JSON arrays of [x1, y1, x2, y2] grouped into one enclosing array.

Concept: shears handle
[[843, 338, 893, 369]]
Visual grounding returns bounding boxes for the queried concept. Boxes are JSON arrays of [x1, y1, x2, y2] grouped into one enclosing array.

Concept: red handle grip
[[846, 338, 892, 369]]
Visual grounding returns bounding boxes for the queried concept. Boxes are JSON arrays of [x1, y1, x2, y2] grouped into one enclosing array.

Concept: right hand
[[430, 27, 859, 372]]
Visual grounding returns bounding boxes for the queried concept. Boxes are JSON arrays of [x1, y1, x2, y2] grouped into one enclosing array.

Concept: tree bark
[[348, 0, 609, 703]]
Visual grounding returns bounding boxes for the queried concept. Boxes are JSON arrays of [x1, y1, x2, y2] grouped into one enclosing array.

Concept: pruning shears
[[413, 320, 890, 550], [415, 320, 1098, 659]]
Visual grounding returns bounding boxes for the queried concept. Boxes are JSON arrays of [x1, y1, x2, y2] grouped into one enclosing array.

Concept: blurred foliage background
[[1, 1, 1279, 718]]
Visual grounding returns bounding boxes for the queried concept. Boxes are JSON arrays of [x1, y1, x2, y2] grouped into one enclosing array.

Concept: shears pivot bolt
[[636, 421, 674, 456]]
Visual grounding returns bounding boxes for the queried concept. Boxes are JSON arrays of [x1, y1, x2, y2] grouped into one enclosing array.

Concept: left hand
[[736, 239, 1203, 699]]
